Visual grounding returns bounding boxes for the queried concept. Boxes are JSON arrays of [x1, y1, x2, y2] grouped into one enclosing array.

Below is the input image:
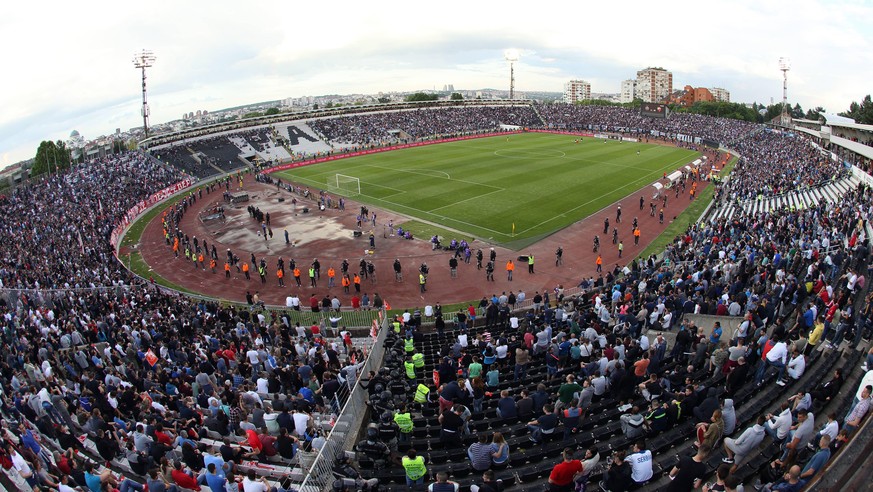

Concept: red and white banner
[[110, 179, 193, 249]]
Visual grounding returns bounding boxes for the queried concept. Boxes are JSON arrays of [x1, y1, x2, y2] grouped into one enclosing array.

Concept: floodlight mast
[[505, 50, 519, 100], [133, 50, 156, 137], [779, 57, 790, 127]]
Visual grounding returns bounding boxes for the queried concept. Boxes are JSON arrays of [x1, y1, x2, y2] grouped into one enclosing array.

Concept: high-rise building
[[710, 87, 730, 102], [620, 79, 637, 104], [635, 67, 673, 103], [563, 80, 592, 104]]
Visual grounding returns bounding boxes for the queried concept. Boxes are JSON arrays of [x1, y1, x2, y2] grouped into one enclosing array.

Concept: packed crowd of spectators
[[720, 130, 849, 201], [308, 106, 542, 145], [357, 173, 872, 491], [0, 153, 185, 293], [534, 104, 758, 148], [0, 156, 377, 492]]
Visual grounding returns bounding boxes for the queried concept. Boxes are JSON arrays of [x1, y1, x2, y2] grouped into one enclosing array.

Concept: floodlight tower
[[133, 49, 156, 136], [504, 49, 519, 100], [779, 57, 790, 127]]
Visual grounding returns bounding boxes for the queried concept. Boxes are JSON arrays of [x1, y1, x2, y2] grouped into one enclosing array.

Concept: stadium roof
[[828, 121, 873, 133], [821, 113, 856, 126], [830, 135, 873, 160]]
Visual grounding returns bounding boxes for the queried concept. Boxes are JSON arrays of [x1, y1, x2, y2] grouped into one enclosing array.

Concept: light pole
[[504, 49, 519, 100], [133, 50, 156, 137], [779, 57, 790, 127]]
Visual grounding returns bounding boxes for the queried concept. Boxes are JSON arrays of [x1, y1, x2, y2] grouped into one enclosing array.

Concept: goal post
[[334, 174, 361, 195]]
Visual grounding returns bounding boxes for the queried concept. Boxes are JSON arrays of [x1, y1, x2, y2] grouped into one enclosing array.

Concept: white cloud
[[1, 0, 871, 165]]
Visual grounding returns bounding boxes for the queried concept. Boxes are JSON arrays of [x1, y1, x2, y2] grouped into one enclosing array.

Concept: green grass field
[[273, 133, 700, 250]]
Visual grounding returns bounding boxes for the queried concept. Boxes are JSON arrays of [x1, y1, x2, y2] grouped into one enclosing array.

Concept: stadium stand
[[2, 103, 873, 492]]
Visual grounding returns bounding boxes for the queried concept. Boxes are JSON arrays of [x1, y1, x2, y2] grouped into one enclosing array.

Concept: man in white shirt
[[782, 349, 805, 385], [625, 440, 653, 484], [756, 338, 788, 385], [458, 332, 468, 348], [764, 402, 793, 442], [246, 347, 261, 371], [242, 469, 272, 492], [293, 409, 312, 437]]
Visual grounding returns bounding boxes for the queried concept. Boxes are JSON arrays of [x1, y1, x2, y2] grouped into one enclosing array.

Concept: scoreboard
[[641, 103, 668, 119]]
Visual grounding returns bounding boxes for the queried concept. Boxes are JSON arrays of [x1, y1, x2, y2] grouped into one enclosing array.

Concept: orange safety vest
[[328, 268, 335, 278], [596, 256, 602, 265], [277, 269, 284, 279], [210, 259, 217, 269], [506, 261, 514, 271], [242, 263, 250, 272], [354, 275, 361, 284], [634, 228, 640, 237], [342, 276, 351, 287], [293, 268, 301, 277], [224, 262, 230, 271], [198, 254, 204, 263]]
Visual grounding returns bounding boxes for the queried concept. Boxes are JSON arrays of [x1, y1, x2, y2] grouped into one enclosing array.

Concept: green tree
[[405, 92, 439, 102], [791, 103, 804, 119], [265, 107, 280, 116], [450, 92, 463, 100], [377, 97, 390, 103], [839, 95, 873, 124], [32, 140, 71, 177], [804, 106, 826, 121], [242, 111, 263, 119]]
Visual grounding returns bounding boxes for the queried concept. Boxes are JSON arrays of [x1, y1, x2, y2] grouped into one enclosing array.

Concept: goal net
[[334, 174, 361, 195]]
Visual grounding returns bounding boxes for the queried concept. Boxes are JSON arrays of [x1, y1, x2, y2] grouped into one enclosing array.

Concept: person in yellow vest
[[404, 337, 415, 354], [419, 273, 427, 293], [527, 254, 535, 274], [394, 404, 413, 443], [404, 358, 416, 380], [393, 319, 402, 334], [413, 384, 431, 405], [402, 448, 427, 486], [412, 352, 424, 369]]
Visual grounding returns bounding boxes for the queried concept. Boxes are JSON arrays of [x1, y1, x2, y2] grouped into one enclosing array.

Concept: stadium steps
[[805, 190, 819, 207]]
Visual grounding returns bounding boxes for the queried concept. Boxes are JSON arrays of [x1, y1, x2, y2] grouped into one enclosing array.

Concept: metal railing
[[292, 309, 391, 491]]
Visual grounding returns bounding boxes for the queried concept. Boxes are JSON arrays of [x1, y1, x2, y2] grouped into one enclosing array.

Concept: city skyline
[[1, 0, 872, 167]]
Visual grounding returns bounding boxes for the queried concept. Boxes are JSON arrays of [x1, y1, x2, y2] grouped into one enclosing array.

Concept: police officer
[[355, 425, 391, 469]]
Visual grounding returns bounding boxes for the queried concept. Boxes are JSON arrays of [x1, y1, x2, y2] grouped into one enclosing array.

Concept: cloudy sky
[[2, 0, 872, 168]]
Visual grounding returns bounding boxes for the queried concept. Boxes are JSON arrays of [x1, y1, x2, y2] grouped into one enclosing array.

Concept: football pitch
[[272, 133, 700, 250]]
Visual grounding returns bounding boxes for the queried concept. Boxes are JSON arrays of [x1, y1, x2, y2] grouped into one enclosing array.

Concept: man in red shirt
[[258, 428, 278, 458], [170, 460, 201, 490], [243, 428, 263, 456], [548, 448, 583, 492], [154, 424, 174, 446]]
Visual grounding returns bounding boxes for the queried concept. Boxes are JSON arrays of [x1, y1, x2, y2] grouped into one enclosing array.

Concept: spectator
[[428, 471, 459, 492]]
